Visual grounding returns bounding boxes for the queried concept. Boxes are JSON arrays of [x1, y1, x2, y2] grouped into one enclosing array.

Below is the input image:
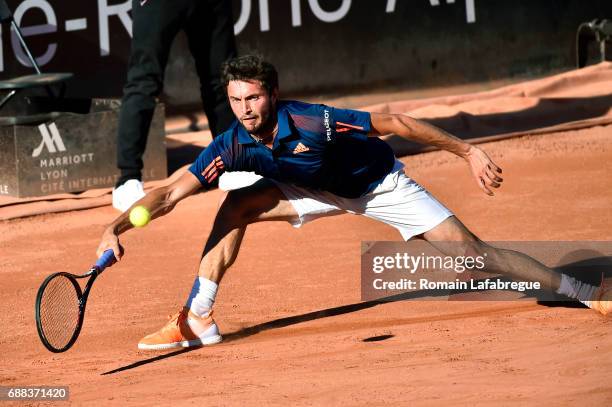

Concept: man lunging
[[97, 55, 610, 350]]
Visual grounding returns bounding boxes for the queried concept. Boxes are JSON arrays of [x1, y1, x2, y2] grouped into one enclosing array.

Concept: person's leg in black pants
[[116, 0, 187, 188], [185, 0, 237, 136]]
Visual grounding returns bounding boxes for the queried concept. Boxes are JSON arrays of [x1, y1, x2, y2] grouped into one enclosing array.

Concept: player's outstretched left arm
[[96, 171, 203, 260], [369, 112, 503, 196]]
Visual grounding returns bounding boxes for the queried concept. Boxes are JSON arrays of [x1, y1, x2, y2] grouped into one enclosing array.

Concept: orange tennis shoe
[[138, 307, 222, 350]]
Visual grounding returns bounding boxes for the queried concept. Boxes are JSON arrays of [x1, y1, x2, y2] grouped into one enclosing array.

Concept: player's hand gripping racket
[[35, 249, 117, 353]]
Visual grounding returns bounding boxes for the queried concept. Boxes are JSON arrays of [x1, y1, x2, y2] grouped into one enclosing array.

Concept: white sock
[[185, 277, 218, 317], [556, 274, 597, 307]]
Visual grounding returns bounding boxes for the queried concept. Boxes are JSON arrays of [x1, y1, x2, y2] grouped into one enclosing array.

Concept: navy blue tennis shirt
[[188, 100, 396, 198]]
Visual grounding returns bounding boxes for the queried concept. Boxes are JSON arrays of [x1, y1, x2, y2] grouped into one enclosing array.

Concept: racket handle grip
[[95, 249, 116, 271]]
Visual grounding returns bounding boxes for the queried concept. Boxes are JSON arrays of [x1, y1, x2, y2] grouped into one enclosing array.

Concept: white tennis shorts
[[218, 161, 453, 240]]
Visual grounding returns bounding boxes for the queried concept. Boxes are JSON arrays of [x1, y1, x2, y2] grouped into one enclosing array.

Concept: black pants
[[116, 0, 236, 186]]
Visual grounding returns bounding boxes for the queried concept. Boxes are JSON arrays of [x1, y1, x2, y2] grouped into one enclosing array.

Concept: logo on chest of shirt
[[292, 142, 310, 154]]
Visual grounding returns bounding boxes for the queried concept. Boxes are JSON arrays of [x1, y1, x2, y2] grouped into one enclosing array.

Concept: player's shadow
[[100, 283, 487, 375], [101, 254, 611, 375]]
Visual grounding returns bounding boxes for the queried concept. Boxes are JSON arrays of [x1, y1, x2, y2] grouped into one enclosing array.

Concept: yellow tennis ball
[[129, 205, 151, 227]]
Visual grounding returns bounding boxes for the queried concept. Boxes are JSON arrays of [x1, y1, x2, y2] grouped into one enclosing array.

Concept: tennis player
[[97, 55, 610, 350]]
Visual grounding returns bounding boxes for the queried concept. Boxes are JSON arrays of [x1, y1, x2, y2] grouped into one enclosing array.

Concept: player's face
[[227, 80, 277, 135]]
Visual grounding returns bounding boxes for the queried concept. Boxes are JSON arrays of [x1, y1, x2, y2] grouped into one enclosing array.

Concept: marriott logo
[[32, 123, 66, 158]]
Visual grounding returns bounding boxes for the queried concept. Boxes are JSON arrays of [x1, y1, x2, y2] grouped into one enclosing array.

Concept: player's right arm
[[96, 133, 234, 260], [96, 171, 203, 260]]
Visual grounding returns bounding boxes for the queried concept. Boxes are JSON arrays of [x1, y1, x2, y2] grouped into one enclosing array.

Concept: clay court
[[1, 65, 612, 405]]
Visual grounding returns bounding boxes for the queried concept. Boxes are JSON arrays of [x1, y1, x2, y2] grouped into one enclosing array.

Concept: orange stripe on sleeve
[[336, 121, 364, 131], [205, 167, 219, 182], [206, 170, 220, 183], [202, 156, 224, 181], [201, 157, 218, 177]]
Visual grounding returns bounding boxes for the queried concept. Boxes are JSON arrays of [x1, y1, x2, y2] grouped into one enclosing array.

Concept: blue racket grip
[[94, 249, 117, 271]]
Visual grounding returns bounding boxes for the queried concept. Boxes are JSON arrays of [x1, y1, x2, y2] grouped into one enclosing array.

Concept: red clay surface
[[1, 126, 611, 406]]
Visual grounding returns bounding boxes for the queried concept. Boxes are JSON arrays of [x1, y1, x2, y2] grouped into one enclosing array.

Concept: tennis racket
[[35, 249, 117, 353]]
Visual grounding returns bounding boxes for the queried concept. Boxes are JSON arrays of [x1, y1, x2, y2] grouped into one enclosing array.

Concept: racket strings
[[38, 275, 81, 350]]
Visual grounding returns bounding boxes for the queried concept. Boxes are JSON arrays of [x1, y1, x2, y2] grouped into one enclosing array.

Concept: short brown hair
[[221, 55, 278, 94]]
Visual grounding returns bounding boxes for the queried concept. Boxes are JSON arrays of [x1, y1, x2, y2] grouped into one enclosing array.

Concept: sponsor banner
[[0, 1, 611, 105], [0, 99, 166, 197], [361, 241, 612, 302]]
